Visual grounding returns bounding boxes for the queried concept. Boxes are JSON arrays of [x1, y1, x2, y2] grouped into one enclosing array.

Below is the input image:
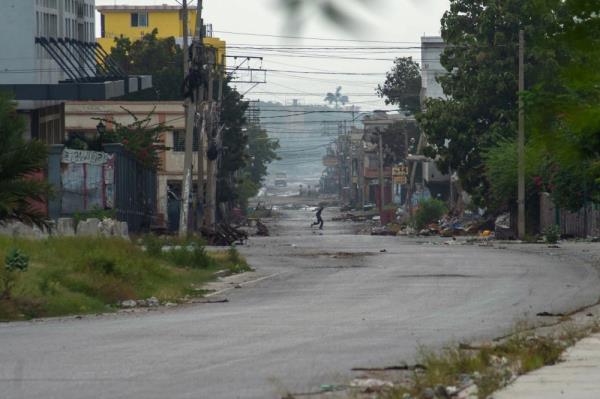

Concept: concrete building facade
[[96, 4, 225, 65], [0, 0, 96, 87], [64, 101, 205, 227], [420, 36, 446, 101]]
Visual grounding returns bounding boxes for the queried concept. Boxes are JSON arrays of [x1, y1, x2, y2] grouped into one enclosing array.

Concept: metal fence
[[48, 144, 157, 233], [540, 192, 600, 237]]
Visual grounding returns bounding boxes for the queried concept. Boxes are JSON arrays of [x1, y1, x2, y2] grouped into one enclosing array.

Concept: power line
[[214, 30, 421, 44]]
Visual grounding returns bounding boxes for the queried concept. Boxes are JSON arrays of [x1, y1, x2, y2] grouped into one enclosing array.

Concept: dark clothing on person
[[311, 207, 324, 229]]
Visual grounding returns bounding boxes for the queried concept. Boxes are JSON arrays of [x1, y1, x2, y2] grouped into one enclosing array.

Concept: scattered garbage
[[495, 213, 515, 239], [200, 223, 248, 246]]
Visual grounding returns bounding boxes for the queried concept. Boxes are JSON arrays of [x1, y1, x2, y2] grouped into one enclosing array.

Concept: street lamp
[[96, 120, 106, 141]]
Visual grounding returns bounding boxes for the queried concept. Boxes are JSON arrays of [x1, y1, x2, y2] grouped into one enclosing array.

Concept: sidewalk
[[494, 333, 600, 399]]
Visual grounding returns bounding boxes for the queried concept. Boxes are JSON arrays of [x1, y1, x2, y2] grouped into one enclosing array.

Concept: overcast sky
[[96, 0, 449, 111]]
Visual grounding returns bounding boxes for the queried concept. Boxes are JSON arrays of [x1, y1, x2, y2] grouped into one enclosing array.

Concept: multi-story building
[[420, 36, 453, 202], [0, 0, 150, 143], [420, 36, 446, 101], [97, 4, 225, 63]]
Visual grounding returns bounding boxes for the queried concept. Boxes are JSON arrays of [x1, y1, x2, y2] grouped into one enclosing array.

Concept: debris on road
[[201, 223, 248, 246]]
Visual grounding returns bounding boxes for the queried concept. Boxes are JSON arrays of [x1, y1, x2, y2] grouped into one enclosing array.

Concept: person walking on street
[[311, 206, 324, 229]]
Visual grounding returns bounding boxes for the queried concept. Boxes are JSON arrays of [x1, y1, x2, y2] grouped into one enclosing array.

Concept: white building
[[420, 36, 447, 101], [0, 0, 96, 86], [0, 0, 150, 144]]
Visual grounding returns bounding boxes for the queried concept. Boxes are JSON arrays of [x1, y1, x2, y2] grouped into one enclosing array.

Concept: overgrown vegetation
[[543, 225, 561, 244], [73, 206, 117, 227], [0, 236, 250, 321], [412, 199, 447, 230], [385, 324, 592, 399], [0, 92, 51, 228]]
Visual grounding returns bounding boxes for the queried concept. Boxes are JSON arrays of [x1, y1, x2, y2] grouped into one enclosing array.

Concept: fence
[[48, 144, 157, 233], [539, 192, 600, 237]]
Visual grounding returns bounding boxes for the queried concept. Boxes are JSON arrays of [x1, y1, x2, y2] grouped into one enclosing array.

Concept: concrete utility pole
[[517, 29, 526, 239], [204, 50, 224, 227], [179, 0, 193, 237], [378, 131, 385, 213], [194, 0, 206, 229], [205, 70, 216, 227], [179, 0, 205, 236]]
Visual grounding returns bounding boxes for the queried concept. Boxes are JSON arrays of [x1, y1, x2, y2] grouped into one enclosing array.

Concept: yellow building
[[96, 4, 225, 64]]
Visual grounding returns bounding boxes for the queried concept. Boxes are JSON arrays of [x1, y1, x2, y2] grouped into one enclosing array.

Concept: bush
[[412, 199, 447, 229], [544, 224, 560, 244], [1, 248, 29, 299]]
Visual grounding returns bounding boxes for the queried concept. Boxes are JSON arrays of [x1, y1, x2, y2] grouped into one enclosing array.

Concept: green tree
[[110, 29, 183, 101], [377, 57, 422, 114], [526, 0, 600, 208], [418, 0, 563, 207], [217, 82, 279, 208], [324, 86, 349, 108], [0, 92, 51, 227], [218, 82, 250, 205], [95, 107, 169, 170]]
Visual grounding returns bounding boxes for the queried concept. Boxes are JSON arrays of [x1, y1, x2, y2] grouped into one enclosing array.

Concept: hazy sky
[[96, 0, 449, 110]]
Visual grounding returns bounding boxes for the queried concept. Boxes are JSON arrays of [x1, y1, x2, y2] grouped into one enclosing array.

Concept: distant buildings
[[420, 36, 446, 101]]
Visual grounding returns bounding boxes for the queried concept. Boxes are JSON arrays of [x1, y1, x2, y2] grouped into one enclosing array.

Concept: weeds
[[385, 325, 584, 399], [0, 235, 249, 321], [411, 199, 447, 230]]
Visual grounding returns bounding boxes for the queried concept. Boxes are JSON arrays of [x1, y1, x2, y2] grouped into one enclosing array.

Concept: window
[[172, 130, 198, 152], [131, 12, 148, 27]]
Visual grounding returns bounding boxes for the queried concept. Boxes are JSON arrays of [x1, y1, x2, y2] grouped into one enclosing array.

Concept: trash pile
[[371, 212, 497, 238], [200, 223, 248, 246]]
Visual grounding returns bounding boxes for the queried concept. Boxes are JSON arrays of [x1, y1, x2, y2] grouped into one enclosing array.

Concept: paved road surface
[[1, 209, 599, 399]]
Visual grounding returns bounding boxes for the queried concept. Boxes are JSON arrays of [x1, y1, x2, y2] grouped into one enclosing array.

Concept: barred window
[[172, 130, 198, 152]]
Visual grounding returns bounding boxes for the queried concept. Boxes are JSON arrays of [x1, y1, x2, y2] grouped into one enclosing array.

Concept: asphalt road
[[1, 209, 599, 399]]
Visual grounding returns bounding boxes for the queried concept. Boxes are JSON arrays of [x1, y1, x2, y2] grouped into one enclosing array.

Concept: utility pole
[[204, 69, 216, 227], [517, 29, 526, 239], [204, 49, 224, 227], [378, 131, 385, 214], [179, 0, 205, 236], [178, 0, 193, 237], [194, 0, 206, 230]]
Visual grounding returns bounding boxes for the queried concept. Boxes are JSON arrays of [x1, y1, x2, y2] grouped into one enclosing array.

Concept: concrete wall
[[97, 5, 226, 65]]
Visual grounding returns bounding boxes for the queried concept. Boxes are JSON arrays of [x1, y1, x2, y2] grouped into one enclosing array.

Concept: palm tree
[[0, 92, 51, 228], [324, 86, 349, 108]]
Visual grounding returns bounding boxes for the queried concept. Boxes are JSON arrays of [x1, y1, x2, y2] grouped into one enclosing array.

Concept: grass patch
[[0, 235, 250, 321], [385, 324, 590, 399]]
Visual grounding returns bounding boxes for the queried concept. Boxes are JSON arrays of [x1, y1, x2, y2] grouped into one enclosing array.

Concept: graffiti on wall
[[61, 149, 115, 214]]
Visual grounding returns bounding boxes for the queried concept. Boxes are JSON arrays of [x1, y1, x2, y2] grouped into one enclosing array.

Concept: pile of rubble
[[371, 213, 501, 239], [200, 223, 249, 246]]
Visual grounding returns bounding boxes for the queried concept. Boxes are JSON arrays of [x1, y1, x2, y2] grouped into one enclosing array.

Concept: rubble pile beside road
[[200, 223, 248, 246]]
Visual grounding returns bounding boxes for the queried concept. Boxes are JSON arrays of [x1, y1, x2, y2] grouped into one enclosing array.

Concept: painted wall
[[97, 8, 225, 65]]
